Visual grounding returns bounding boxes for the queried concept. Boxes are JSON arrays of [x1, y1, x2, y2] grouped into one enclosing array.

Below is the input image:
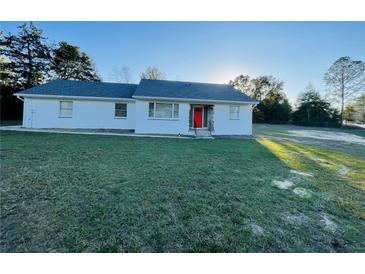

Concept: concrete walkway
[[0, 125, 197, 139]]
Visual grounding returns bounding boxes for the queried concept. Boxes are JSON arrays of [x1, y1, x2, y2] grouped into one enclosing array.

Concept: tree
[[52, 42, 100, 81], [324, 56, 365, 127], [0, 55, 12, 86], [140, 66, 165, 80], [257, 86, 291, 123], [355, 94, 365, 123], [292, 84, 340, 127], [0, 22, 52, 89], [348, 93, 365, 123], [230, 75, 284, 102], [229, 74, 253, 95], [0, 31, 11, 85], [229, 74, 290, 123], [111, 66, 132, 83], [251, 76, 284, 102], [1, 52, 23, 119], [343, 105, 356, 122]]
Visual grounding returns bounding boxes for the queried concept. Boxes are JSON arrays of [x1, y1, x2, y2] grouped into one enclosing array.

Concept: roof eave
[[15, 93, 135, 102], [132, 95, 258, 105]]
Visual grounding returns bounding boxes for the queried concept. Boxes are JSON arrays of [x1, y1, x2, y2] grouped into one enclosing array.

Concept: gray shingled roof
[[16, 79, 256, 103], [134, 79, 256, 102], [16, 80, 137, 99]]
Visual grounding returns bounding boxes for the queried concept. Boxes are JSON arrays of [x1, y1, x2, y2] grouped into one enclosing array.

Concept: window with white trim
[[115, 103, 127, 118], [59, 101, 73, 117], [229, 105, 240, 119], [149, 102, 179, 119]]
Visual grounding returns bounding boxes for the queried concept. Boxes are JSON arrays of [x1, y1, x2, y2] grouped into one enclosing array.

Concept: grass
[[254, 123, 365, 159], [1, 124, 365, 252], [254, 123, 365, 138]]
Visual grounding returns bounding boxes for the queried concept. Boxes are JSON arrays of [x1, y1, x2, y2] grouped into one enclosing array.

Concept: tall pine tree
[[324, 57, 365, 127], [51, 42, 100, 81], [0, 22, 51, 89], [292, 84, 340, 127]]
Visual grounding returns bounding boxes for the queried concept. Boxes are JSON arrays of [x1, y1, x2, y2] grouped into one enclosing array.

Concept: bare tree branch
[[324, 56, 365, 127]]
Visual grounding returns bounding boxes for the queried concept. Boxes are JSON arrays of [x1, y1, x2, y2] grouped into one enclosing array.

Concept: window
[[203, 106, 208, 127], [115, 103, 127, 118], [156, 103, 172, 118], [230, 105, 240, 119], [59, 101, 73, 117], [149, 103, 154, 117], [173, 104, 179, 118], [149, 102, 179, 119]]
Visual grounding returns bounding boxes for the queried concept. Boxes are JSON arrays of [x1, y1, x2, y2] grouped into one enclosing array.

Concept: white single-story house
[[15, 79, 257, 136]]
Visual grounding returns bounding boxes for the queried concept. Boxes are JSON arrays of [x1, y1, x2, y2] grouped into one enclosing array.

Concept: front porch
[[188, 104, 214, 137]]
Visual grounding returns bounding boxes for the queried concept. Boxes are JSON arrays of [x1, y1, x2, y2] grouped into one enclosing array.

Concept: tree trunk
[[27, 41, 32, 87], [340, 68, 345, 127], [341, 90, 344, 127], [362, 96, 365, 123]]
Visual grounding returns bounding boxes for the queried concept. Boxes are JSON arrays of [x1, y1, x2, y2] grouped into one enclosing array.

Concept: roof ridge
[[51, 79, 138, 86], [140, 78, 232, 87], [135, 78, 256, 103]]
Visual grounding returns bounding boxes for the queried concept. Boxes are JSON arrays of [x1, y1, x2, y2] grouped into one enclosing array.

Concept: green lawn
[[1, 125, 365, 252]]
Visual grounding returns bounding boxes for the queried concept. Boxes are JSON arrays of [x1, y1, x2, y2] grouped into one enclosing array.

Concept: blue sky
[[1, 22, 364, 103]]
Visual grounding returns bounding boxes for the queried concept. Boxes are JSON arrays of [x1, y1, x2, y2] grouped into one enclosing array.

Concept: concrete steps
[[194, 129, 214, 139]]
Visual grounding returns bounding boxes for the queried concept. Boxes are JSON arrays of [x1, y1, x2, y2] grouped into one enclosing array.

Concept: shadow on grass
[[258, 138, 365, 222]]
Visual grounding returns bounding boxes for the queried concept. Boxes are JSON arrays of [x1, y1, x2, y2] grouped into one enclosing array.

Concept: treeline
[[0, 23, 169, 120], [0, 23, 101, 119], [229, 75, 341, 127], [229, 56, 365, 127]]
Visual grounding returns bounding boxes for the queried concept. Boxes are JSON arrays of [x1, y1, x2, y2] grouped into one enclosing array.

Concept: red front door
[[194, 107, 203, 128]]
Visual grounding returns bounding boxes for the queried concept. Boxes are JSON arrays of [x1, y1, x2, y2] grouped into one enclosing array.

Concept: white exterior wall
[[22, 97, 31, 127], [22, 97, 135, 129], [134, 100, 253, 135], [21, 97, 253, 135], [212, 104, 253, 135], [134, 100, 190, 135]]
